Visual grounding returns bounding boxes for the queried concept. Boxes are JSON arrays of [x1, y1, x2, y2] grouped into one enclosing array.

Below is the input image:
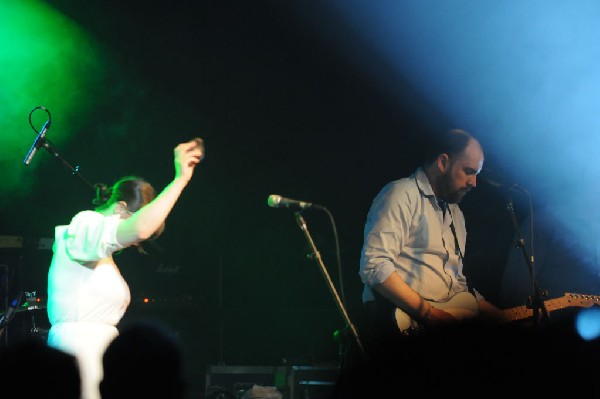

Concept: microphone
[[479, 169, 526, 192], [23, 120, 51, 165], [267, 194, 324, 210]]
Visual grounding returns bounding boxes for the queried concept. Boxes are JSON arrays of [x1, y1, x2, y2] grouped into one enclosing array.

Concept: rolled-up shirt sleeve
[[359, 181, 412, 287]]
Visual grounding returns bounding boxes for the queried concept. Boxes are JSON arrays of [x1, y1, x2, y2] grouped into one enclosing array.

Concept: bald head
[[424, 129, 484, 203], [424, 129, 483, 166]]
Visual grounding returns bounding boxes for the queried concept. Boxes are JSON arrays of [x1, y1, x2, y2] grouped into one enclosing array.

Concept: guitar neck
[[500, 306, 534, 323], [499, 293, 600, 323]]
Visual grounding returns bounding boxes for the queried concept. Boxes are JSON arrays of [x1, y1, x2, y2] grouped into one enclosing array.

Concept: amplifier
[[0, 235, 53, 250], [204, 364, 340, 399], [205, 365, 287, 398], [0, 235, 22, 249], [288, 365, 339, 399]]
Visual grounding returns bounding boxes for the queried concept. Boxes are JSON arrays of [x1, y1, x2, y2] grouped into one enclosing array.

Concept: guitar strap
[[445, 205, 464, 260], [445, 205, 481, 298]]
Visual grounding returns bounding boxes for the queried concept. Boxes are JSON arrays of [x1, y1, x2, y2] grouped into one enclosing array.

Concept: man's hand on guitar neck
[[476, 298, 504, 323]]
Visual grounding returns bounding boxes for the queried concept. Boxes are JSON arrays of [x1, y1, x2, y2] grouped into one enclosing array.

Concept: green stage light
[[0, 0, 109, 204]]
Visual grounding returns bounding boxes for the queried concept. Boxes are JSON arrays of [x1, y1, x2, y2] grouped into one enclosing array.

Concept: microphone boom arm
[[36, 137, 96, 192]]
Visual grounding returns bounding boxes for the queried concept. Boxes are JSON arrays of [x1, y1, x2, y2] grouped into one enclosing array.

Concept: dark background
[[0, 1, 529, 396]]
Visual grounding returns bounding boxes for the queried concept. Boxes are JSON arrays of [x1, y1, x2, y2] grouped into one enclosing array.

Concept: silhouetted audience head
[[0, 336, 80, 399], [99, 321, 186, 399], [334, 316, 600, 398]]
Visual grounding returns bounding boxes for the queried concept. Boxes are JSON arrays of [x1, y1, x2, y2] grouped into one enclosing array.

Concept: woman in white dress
[[47, 138, 204, 399]]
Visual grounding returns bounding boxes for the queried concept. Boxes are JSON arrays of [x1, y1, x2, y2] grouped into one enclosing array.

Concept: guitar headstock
[[561, 293, 600, 308]]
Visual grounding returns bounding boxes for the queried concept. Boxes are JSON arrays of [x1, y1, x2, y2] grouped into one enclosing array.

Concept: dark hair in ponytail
[[95, 176, 154, 212], [95, 176, 165, 239]]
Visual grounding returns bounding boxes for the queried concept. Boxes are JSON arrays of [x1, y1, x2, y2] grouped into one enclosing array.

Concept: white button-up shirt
[[359, 167, 470, 303]]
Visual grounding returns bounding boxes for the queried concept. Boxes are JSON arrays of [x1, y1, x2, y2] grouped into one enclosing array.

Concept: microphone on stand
[[267, 194, 324, 210], [479, 169, 527, 192], [23, 120, 51, 165]]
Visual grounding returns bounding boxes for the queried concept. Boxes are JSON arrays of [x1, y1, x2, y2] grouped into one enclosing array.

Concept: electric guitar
[[395, 291, 600, 335]]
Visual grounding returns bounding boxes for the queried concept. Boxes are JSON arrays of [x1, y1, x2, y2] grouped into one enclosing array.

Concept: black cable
[[28, 106, 51, 132], [322, 207, 345, 307]]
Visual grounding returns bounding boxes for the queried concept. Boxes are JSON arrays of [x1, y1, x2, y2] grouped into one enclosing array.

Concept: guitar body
[[394, 291, 479, 334]]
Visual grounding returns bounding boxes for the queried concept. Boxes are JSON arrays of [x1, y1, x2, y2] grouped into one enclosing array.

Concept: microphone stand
[[23, 104, 97, 191], [23, 109, 164, 256], [293, 211, 367, 367], [505, 189, 550, 325], [34, 137, 98, 193]]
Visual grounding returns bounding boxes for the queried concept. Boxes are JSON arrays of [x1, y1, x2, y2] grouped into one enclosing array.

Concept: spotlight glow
[[575, 308, 600, 341]]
